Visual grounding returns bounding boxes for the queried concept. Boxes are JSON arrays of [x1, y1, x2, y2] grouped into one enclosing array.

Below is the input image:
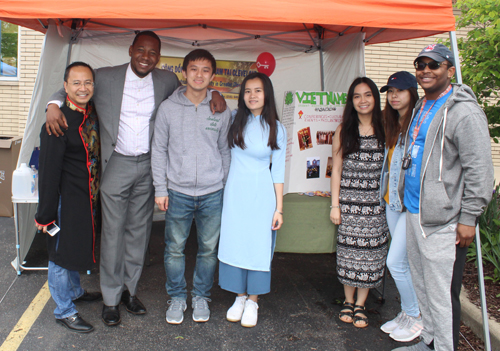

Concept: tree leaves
[[451, 0, 500, 141]]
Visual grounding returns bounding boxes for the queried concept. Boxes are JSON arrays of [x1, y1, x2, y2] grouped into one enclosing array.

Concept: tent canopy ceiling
[[1, 0, 456, 45]]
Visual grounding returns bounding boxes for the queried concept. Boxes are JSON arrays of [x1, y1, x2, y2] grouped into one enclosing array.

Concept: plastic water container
[[12, 163, 34, 198]]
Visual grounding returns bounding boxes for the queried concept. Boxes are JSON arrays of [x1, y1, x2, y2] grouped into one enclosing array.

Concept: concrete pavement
[[0, 216, 416, 351]]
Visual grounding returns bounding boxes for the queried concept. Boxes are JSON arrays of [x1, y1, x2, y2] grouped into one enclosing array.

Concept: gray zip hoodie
[[151, 86, 231, 197], [398, 83, 494, 237]]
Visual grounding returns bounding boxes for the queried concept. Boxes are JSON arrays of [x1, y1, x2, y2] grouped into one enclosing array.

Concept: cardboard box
[[0, 135, 22, 217]]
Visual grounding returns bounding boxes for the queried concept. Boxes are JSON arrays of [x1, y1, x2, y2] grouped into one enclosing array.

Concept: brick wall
[[0, 27, 44, 136]]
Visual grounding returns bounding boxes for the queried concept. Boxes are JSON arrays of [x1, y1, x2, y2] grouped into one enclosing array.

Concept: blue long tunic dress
[[218, 114, 286, 273]]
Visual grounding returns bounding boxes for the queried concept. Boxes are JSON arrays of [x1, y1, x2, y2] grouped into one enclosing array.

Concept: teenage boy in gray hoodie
[[393, 44, 493, 351], [151, 49, 231, 325]]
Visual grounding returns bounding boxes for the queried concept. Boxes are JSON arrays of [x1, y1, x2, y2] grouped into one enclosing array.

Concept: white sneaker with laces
[[381, 311, 407, 333], [241, 299, 258, 328], [389, 314, 423, 342], [227, 295, 247, 322]]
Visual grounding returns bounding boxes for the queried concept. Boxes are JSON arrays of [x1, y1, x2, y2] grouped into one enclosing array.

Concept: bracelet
[[275, 210, 283, 215], [330, 205, 340, 209]]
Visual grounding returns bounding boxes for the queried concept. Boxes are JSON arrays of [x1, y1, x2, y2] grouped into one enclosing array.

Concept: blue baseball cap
[[380, 71, 418, 93], [414, 43, 455, 67]]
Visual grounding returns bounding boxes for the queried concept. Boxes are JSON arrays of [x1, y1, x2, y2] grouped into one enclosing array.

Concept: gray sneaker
[[192, 296, 211, 322], [166, 299, 187, 324], [392, 340, 433, 351]]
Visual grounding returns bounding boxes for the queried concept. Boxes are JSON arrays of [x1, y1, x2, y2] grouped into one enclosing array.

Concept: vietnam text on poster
[[283, 91, 346, 194]]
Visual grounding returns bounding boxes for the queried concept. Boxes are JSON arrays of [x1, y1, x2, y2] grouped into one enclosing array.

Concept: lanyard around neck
[[409, 84, 452, 151]]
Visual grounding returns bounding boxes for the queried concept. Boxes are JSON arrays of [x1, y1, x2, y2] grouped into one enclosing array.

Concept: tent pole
[[448, 31, 462, 84], [66, 39, 73, 67], [474, 224, 492, 351], [319, 43, 324, 91]]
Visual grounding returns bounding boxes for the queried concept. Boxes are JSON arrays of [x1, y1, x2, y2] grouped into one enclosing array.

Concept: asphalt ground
[[0, 216, 417, 351]]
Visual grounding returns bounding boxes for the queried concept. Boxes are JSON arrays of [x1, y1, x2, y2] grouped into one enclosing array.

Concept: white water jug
[[12, 163, 34, 198]]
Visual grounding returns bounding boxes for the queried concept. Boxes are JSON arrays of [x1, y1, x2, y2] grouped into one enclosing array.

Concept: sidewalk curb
[[460, 287, 500, 351]]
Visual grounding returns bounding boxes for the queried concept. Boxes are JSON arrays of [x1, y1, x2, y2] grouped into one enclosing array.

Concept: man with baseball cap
[[393, 44, 493, 351]]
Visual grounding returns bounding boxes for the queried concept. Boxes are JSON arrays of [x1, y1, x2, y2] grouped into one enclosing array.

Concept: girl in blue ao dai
[[218, 72, 286, 328]]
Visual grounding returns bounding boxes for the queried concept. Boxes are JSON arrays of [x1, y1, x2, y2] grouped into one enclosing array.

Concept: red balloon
[[256, 52, 276, 77]]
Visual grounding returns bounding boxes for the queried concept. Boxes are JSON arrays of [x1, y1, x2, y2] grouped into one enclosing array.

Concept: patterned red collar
[[65, 96, 93, 116]]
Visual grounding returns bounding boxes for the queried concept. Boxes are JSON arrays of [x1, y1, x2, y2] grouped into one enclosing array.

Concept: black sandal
[[353, 305, 368, 328], [339, 302, 354, 323]]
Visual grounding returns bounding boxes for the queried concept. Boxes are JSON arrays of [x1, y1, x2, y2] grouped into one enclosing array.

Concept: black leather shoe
[[102, 305, 121, 326], [121, 290, 147, 315], [56, 313, 94, 333], [73, 290, 102, 303]]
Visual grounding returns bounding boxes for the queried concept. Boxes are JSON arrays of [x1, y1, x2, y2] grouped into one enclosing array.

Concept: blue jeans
[[164, 189, 223, 299], [48, 261, 85, 319], [386, 204, 420, 317]]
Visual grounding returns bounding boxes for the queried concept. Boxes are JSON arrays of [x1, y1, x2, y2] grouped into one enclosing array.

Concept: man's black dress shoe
[[121, 290, 147, 315], [102, 305, 121, 326], [56, 313, 94, 333], [73, 290, 102, 303]]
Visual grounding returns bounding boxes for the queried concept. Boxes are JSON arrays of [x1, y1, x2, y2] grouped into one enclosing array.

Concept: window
[[0, 21, 18, 79]]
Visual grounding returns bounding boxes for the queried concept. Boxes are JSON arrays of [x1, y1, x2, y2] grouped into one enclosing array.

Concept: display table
[[275, 194, 337, 253], [11, 196, 47, 275]]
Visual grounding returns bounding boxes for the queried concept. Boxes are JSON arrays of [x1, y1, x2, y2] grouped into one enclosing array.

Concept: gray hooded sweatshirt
[[151, 86, 231, 197], [397, 83, 494, 237]]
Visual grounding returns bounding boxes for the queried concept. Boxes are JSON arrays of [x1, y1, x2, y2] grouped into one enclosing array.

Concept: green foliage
[[285, 92, 293, 105], [452, 0, 500, 142], [467, 183, 500, 283]]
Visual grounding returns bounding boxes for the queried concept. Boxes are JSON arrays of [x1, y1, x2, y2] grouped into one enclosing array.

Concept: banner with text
[[158, 57, 258, 100], [282, 91, 346, 194]]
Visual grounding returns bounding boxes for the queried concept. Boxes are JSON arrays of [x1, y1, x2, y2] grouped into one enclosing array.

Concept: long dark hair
[[339, 77, 384, 158], [228, 72, 280, 150], [383, 87, 419, 148]]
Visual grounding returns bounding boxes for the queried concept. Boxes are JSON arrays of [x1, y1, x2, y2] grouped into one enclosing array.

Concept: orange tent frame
[[0, 0, 455, 45]]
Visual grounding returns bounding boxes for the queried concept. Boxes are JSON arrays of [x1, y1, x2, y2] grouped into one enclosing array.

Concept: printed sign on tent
[[158, 57, 258, 100], [282, 91, 346, 194]]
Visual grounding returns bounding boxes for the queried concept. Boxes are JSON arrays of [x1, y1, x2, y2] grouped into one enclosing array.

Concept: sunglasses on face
[[414, 60, 449, 71]]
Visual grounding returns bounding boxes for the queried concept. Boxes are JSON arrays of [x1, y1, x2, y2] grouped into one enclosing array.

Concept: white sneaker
[[389, 314, 423, 342], [226, 295, 247, 322], [381, 311, 407, 333], [241, 299, 258, 328]]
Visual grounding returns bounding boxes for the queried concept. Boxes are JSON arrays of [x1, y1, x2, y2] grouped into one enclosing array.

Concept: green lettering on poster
[[316, 92, 327, 105], [296, 92, 305, 103]]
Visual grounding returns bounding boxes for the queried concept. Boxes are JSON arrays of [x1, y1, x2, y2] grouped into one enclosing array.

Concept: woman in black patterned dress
[[330, 77, 388, 328]]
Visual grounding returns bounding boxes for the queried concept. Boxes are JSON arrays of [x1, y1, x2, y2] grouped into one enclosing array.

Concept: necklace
[[359, 124, 372, 136]]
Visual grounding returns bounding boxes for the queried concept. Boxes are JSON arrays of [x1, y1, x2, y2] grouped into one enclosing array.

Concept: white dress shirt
[[114, 64, 155, 156]]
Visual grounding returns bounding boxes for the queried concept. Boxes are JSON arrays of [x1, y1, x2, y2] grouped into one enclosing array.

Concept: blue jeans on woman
[[386, 204, 420, 317], [164, 189, 223, 299]]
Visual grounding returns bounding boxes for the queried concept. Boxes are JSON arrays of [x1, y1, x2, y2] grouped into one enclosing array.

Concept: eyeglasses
[[70, 81, 94, 88], [414, 60, 450, 71]]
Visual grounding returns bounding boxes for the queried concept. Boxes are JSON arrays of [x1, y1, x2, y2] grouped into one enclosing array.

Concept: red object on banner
[[256, 52, 276, 77]]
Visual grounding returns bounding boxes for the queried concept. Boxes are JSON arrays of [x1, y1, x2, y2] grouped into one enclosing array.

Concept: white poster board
[[283, 91, 346, 194]]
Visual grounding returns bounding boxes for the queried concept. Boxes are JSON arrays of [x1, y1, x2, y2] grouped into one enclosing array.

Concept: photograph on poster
[[325, 157, 333, 178], [297, 127, 313, 151], [316, 131, 334, 145], [306, 157, 320, 179]]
